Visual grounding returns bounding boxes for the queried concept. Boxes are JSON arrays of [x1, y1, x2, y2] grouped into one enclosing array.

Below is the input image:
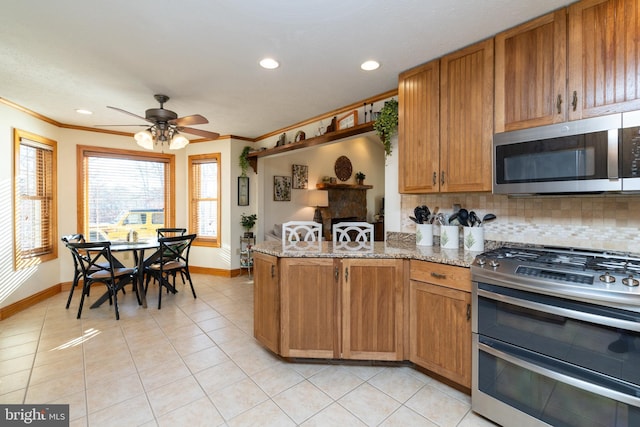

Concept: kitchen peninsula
[[252, 238, 490, 389]]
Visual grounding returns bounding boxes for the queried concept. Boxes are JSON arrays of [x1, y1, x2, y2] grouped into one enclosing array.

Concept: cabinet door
[[495, 9, 567, 132], [410, 280, 471, 388], [341, 259, 404, 360], [440, 38, 494, 192], [253, 252, 280, 354], [569, 0, 640, 120], [398, 60, 440, 193], [280, 258, 338, 358]]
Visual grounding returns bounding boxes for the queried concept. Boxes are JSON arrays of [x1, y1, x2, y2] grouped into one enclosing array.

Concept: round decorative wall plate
[[334, 156, 352, 181]]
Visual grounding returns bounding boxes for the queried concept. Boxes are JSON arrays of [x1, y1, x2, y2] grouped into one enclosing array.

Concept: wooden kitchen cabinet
[[398, 38, 493, 193], [439, 38, 494, 192], [494, 9, 567, 132], [409, 260, 472, 388], [253, 252, 280, 354], [398, 59, 440, 193], [341, 259, 405, 360], [568, 0, 640, 120], [496, 0, 640, 131], [280, 258, 339, 359]]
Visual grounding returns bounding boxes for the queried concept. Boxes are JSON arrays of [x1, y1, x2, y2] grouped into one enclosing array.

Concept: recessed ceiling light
[[259, 58, 280, 69], [76, 109, 93, 115], [361, 60, 380, 71]]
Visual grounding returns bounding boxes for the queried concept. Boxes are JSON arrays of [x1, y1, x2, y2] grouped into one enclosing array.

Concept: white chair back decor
[[332, 222, 374, 251], [282, 221, 322, 251]]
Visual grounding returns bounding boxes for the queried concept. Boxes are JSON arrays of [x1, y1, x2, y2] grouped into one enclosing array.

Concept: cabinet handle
[[334, 266, 339, 281], [432, 172, 437, 186], [571, 91, 578, 111], [467, 304, 471, 321], [431, 272, 446, 280], [345, 267, 349, 282], [440, 171, 445, 186], [556, 94, 562, 114], [271, 265, 275, 278]]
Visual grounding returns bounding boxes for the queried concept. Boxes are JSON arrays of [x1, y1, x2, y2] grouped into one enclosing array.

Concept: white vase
[[440, 225, 459, 249], [463, 227, 484, 252], [416, 223, 433, 246]]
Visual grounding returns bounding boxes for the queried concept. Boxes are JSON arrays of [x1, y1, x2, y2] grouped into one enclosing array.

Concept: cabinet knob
[[441, 171, 445, 186], [466, 304, 471, 321], [556, 94, 563, 114], [571, 91, 578, 111], [433, 171, 437, 186], [334, 266, 339, 281], [271, 265, 275, 278]]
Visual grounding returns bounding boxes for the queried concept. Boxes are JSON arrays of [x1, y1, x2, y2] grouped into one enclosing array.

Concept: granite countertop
[[252, 238, 501, 268]]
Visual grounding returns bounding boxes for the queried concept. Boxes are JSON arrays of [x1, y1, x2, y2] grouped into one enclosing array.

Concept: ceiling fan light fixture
[[169, 133, 189, 150], [259, 58, 279, 69], [134, 129, 154, 150]]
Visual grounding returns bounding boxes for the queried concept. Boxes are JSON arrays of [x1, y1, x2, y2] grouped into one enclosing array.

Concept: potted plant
[[355, 171, 366, 185], [239, 146, 252, 177], [373, 98, 398, 158], [241, 212, 257, 237]]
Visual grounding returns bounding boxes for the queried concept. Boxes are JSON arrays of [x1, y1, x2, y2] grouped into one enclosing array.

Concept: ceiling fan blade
[[94, 124, 148, 127], [170, 114, 209, 126], [107, 106, 154, 124], [179, 127, 220, 140]]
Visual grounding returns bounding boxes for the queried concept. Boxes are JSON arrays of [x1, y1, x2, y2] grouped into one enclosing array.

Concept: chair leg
[[157, 273, 163, 309], [112, 285, 120, 320], [76, 281, 90, 319], [66, 272, 81, 309], [184, 269, 197, 299]]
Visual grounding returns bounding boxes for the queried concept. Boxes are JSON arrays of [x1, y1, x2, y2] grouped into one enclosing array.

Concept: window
[[77, 146, 175, 241], [14, 129, 57, 267], [189, 153, 221, 247]]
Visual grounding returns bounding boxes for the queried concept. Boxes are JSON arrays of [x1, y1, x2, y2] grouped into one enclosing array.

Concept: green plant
[[239, 146, 252, 177], [240, 213, 257, 231], [373, 98, 398, 157], [355, 171, 365, 180]]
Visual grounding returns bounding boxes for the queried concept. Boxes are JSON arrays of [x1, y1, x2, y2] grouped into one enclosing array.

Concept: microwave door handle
[[608, 128, 619, 179]]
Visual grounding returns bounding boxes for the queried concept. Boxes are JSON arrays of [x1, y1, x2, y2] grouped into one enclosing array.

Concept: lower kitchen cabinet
[[253, 252, 280, 354], [280, 258, 339, 359], [409, 261, 472, 388], [341, 259, 405, 360]]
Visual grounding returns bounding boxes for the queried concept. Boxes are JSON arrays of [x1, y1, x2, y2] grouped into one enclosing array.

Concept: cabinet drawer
[[410, 260, 471, 292]]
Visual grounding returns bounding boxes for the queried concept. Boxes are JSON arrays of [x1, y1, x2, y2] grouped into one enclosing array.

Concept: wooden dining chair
[[67, 241, 139, 320], [144, 234, 196, 309], [61, 234, 87, 309]]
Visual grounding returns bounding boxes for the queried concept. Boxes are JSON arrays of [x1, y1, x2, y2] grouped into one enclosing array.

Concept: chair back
[[282, 221, 322, 244], [156, 234, 196, 271], [66, 241, 117, 281], [332, 222, 374, 251], [157, 228, 187, 238], [61, 233, 86, 244]]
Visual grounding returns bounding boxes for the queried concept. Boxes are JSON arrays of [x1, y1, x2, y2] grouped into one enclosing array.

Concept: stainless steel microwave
[[493, 112, 640, 194]]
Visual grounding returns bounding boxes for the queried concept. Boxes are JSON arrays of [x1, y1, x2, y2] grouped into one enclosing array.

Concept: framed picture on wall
[[273, 175, 291, 201], [292, 164, 308, 189], [238, 176, 249, 206]]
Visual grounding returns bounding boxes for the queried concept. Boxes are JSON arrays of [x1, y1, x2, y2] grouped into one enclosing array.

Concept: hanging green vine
[[373, 98, 398, 157], [239, 146, 252, 176]]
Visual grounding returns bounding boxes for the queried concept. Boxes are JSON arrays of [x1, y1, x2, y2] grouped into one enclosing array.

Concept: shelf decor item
[[274, 175, 292, 201], [239, 146, 252, 177], [240, 213, 257, 237], [334, 155, 352, 181], [373, 98, 398, 157], [337, 110, 358, 130], [238, 176, 249, 206], [292, 164, 308, 189], [355, 171, 365, 185]]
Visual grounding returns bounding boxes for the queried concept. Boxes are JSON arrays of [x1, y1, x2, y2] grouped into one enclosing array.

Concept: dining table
[[89, 239, 161, 309]]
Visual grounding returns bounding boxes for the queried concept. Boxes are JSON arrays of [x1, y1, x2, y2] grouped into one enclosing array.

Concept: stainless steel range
[[471, 246, 640, 427]]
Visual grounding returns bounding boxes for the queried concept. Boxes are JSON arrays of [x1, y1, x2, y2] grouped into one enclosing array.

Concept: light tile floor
[[0, 274, 498, 426]]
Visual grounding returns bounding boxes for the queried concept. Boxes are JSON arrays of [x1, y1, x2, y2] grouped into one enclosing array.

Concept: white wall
[[258, 133, 385, 240]]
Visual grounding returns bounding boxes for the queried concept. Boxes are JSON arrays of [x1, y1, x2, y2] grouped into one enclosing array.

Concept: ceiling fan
[[102, 94, 220, 150]]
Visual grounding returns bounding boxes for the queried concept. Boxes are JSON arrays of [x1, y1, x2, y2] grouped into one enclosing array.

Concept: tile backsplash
[[401, 193, 640, 253]]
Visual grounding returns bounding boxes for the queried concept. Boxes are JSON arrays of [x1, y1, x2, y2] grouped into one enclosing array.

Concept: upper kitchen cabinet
[[568, 0, 640, 120], [440, 38, 494, 193], [494, 9, 567, 132], [398, 60, 440, 193], [399, 39, 493, 194]]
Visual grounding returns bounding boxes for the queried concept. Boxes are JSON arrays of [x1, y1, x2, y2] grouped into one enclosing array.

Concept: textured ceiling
[[0, 0, 571, 140]]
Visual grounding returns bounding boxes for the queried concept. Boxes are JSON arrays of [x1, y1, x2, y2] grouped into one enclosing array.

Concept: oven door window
[[495, 132, 611, 184], [477, 283, 640, 388], [478, 339, 640, 427]]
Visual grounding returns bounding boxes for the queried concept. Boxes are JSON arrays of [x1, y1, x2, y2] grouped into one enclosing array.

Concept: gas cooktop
[[472, 246, 640, 309]]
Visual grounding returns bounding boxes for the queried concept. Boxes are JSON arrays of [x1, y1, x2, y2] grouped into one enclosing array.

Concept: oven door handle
[[478, 340, 640, 408], [477, 288, 640, 332]]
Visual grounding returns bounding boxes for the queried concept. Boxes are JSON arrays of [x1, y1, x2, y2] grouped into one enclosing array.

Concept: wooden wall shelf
[[246, 122, 375, 173], [316, 183, 373, 190]]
